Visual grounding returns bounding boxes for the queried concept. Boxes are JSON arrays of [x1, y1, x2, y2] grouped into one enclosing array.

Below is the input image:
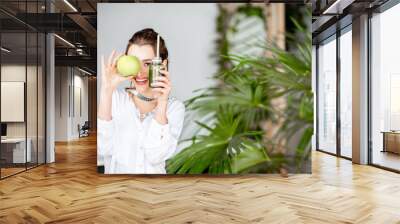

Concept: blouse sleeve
[[97, 89, 123, 158], [142, 100, 185, 165], [97, 118, 114, 158]]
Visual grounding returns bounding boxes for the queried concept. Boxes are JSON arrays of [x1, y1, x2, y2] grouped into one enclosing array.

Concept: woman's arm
[[142, 61, 185, 164], [142, 101, 185, 165], [98, 50, 131, 121], [97, 50, 130, 157]]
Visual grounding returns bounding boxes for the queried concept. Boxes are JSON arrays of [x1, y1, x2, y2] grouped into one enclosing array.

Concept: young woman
[[97, 28, 185, 174]]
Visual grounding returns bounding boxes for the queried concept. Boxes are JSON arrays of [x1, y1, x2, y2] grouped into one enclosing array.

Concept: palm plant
[[228, 18, 313, 171], [167, 106, 269, 174], [185, 72, 278, 130], [221, 19, 313, 172], [166, 15, 312, 174]]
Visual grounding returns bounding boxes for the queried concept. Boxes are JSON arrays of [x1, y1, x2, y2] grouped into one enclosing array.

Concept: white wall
[[55, 67, 68, 141], [55, 67, 89, 141], [1, 65, 36, 138], [97, 3, 219, 148], [72, 73, 89, 138]]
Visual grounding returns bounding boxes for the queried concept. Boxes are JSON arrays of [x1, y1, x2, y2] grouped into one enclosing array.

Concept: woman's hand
[[98, 50, 131, 121], [152, 60, 171, 103], [152, 60, 170, 125], [101, 50, 131, 92]]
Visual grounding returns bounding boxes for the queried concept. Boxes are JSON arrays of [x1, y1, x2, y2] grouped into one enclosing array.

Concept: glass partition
[[27, 30, 38, 169], [317, 35, 337, 154], [1, 31, 28, 177], [0, 1, 46, 179], [38, 32, 45, 165]]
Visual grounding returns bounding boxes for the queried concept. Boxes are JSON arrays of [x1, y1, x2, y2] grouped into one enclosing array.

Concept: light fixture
[[78, 67, 92, 76], [63, 0, 78, 12], [322, 0, 355, 15], [76, 48, 86, 56], [54, 34, 75, 48], [1, 47, 11, 53]]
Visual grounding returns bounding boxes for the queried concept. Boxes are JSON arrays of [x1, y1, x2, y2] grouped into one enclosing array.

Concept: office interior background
[[0, 0, 97, 179], [0, 0, 399, 223], [312, 0, 400, 172], [2, 0, 399, 178]]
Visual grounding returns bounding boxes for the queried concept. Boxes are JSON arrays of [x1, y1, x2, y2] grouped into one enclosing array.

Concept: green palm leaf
[[167, 107, 269, 174], [169, 8, 312, 174]]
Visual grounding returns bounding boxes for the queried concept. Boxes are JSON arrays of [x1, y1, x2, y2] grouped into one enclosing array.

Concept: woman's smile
[[134, 75, 148, 86]]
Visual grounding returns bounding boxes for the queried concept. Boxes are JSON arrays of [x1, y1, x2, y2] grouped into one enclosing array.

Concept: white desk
[[1, 138, 31, 163]]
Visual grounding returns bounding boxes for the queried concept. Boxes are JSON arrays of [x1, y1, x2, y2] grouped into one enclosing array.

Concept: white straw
[[156, 34, 160, 58]]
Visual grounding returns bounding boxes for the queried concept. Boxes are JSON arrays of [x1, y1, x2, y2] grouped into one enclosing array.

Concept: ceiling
[[0, 0, 101, 74], [311, 0, 391, 44], [1, 0, 308, 74]]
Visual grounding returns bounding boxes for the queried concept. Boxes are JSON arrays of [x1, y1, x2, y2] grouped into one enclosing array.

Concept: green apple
[[117, 55, 141, 77]]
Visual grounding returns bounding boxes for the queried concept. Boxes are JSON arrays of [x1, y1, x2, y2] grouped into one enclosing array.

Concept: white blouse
[[97, 89, 185, 174]]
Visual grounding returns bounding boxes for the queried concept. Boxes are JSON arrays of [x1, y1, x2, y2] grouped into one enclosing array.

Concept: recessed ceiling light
[[323, 0, 354, 15], [63, 0, 78, 12], [1, 47, 11, 53], [78, 67, 92, 76], [54, 34, 75, 48]]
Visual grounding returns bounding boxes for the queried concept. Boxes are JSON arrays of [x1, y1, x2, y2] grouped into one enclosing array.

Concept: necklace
[[139, 112, 147, 120], [125, 88, 154, 121], [126, 88, 155, 102]]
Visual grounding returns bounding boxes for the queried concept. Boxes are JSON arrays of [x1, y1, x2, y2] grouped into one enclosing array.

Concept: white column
[[45, 0, 56, 163], [312, 45, 317, 151], [352, 14, 369, 164], [46, 33, 55, 163]]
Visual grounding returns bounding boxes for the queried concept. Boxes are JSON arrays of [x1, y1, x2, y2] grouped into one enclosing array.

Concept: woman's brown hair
[[125, 28, 168, 62]]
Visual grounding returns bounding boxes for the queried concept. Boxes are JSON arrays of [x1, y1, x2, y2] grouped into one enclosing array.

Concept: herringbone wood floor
[[0, 135, 400, 224]]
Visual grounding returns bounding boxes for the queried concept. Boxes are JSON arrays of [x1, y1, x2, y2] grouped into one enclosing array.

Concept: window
[[370, 3, 400, 171], [317, 35, 337, 154], [339, 27, 352, 158]]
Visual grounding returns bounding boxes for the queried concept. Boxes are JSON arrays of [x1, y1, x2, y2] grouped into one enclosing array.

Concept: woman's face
[[126, 44, 155, 93]]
